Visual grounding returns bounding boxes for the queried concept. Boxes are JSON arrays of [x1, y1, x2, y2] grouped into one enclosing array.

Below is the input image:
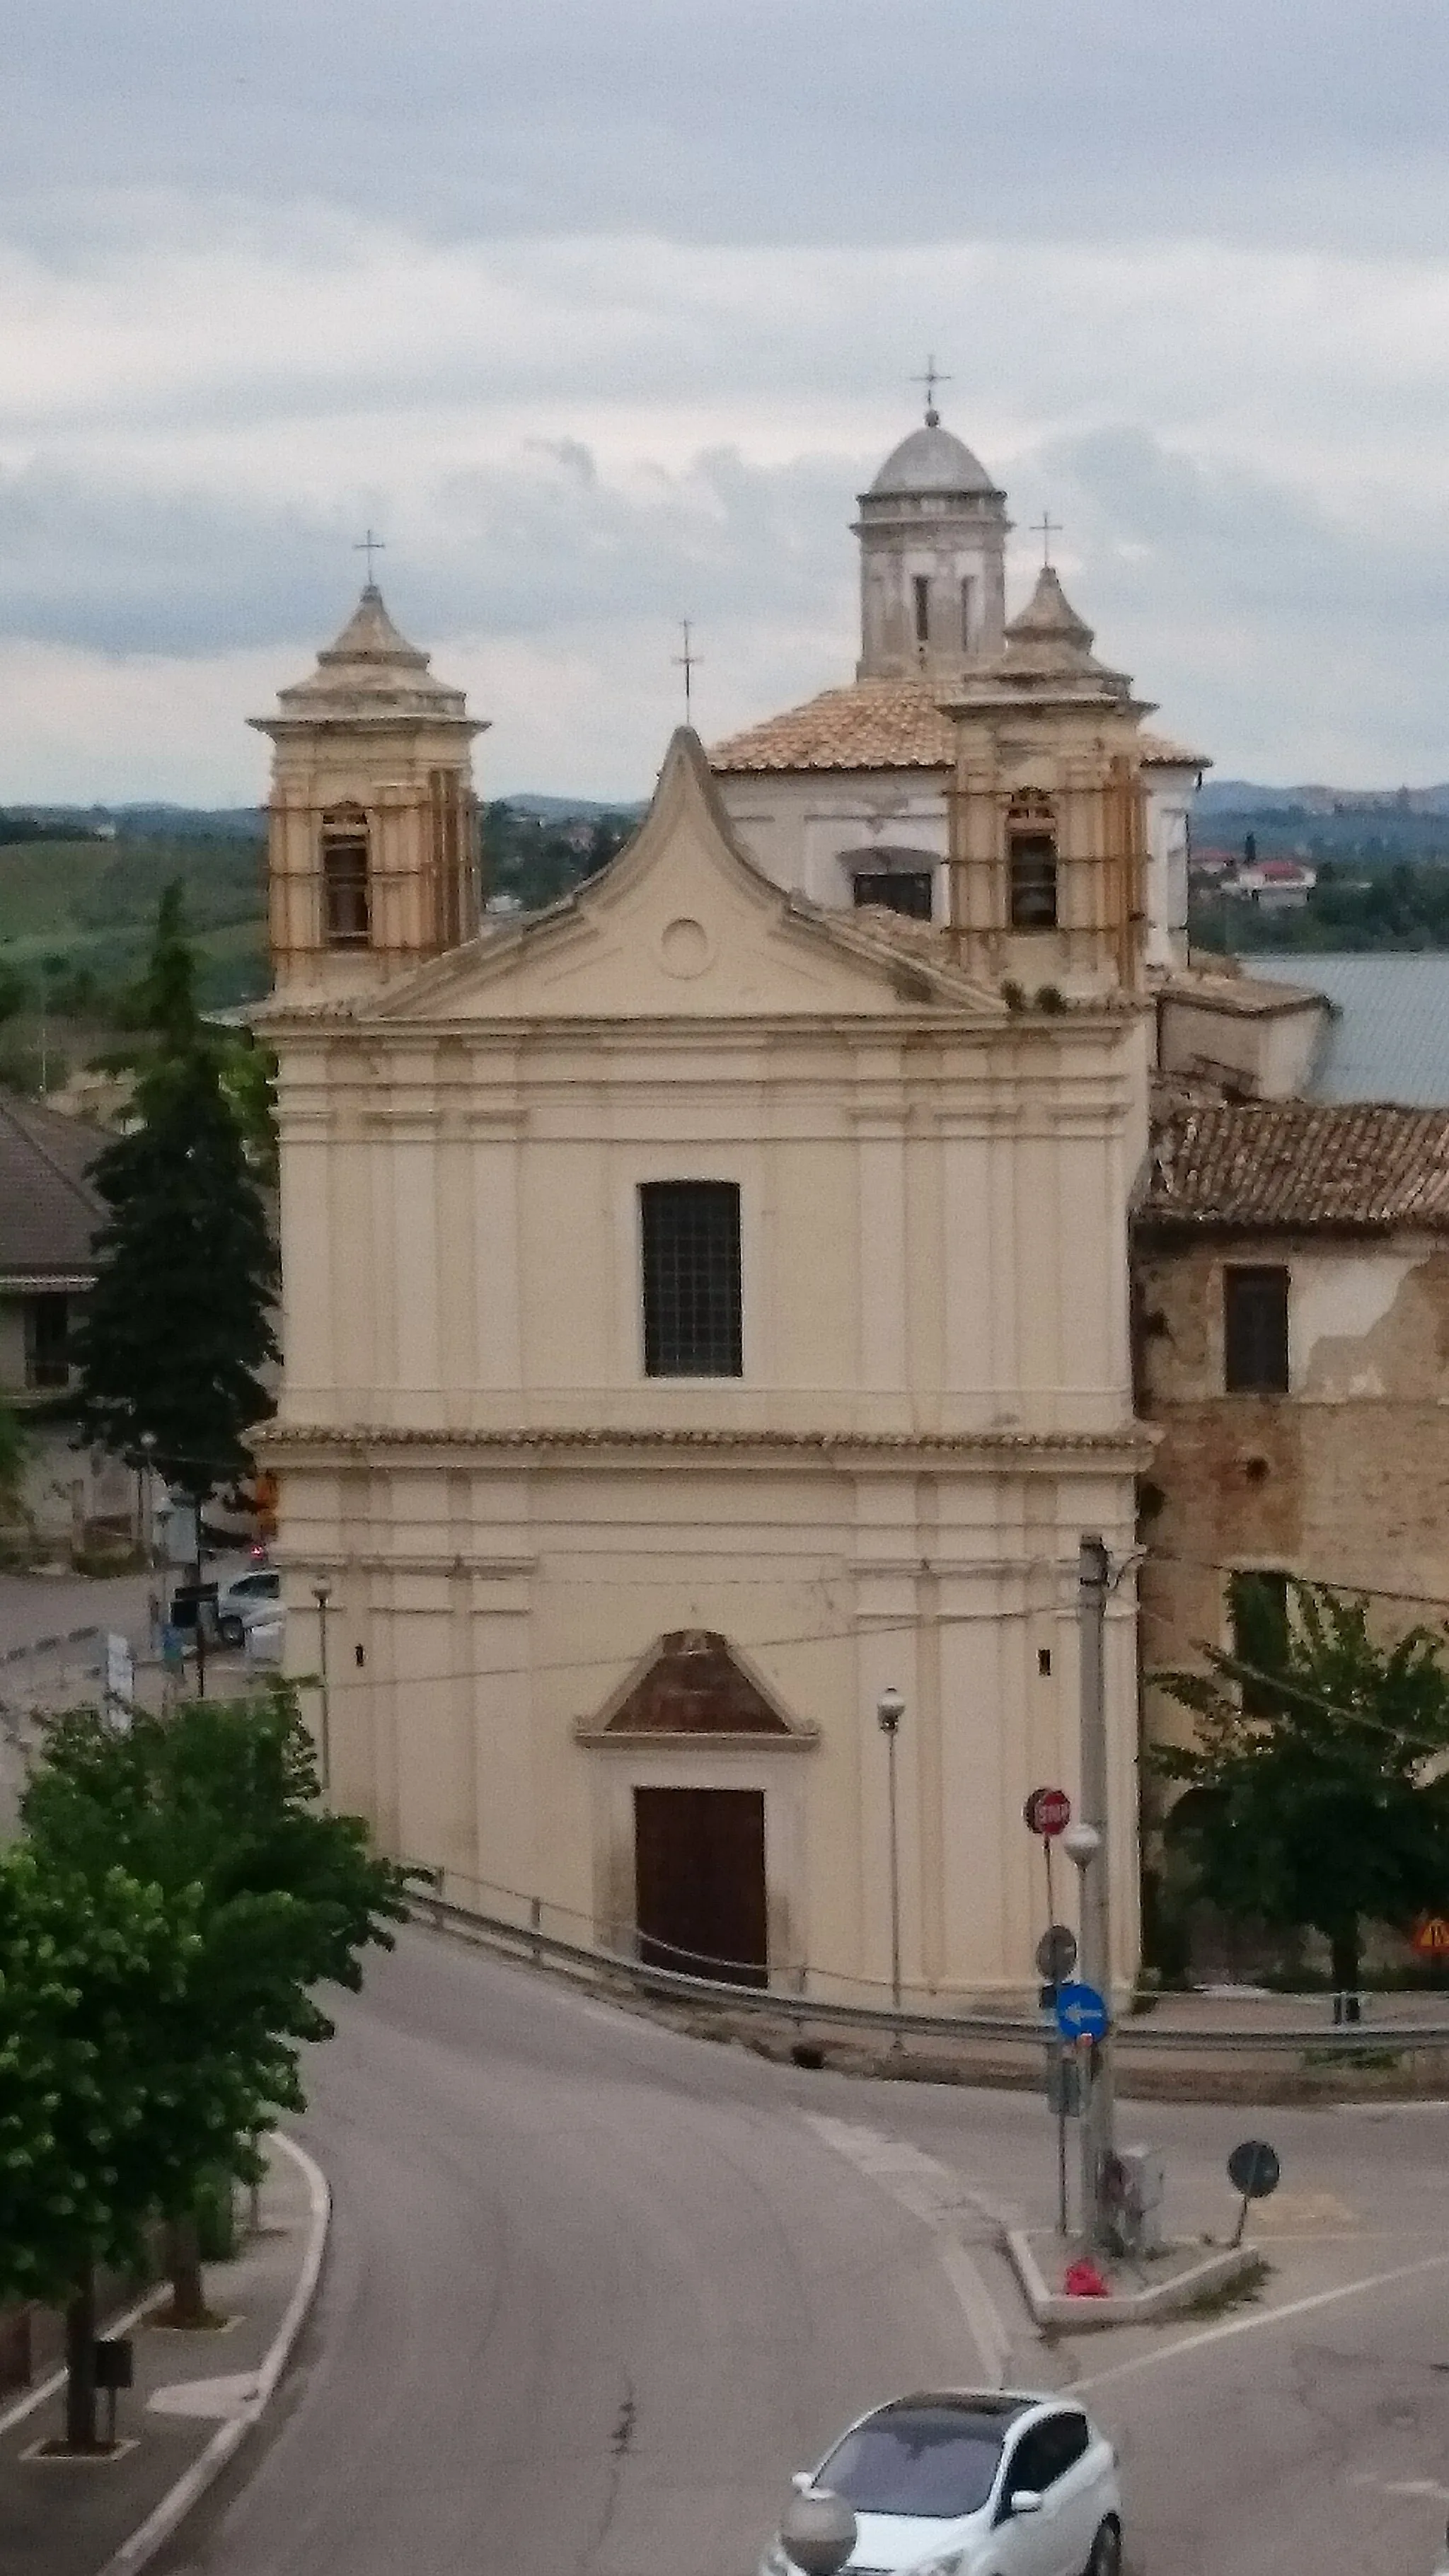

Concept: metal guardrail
[[406, 1877, 1449, 2060]]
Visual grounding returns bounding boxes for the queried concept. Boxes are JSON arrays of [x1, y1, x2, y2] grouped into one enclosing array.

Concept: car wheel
[[1084, 2519, 1121, 2576], [219, 1615, 245, 1648]]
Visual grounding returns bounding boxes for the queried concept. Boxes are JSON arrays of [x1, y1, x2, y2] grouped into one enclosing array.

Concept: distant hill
[[499, 793, 647, 822], [1199, 780, 1449, 818]]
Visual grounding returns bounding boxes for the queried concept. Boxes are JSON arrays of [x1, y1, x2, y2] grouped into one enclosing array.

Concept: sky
[[4, 1, 1449, 802]]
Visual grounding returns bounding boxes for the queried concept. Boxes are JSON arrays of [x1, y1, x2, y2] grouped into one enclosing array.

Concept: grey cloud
[[6, 1, 1449, 257]]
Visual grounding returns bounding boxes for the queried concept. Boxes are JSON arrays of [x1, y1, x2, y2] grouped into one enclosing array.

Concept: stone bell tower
[[938, 564, 1155, 996], [251, 582, 486, 995], [854, 395, 1010, 678]]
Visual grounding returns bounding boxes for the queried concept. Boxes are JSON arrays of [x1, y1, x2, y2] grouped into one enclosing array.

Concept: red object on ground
[[1063, 2259, 1111, 2299]]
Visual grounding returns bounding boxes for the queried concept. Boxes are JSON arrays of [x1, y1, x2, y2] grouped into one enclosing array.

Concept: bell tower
[[854, 396, 1010, 679], [938, 565, 1154, 996], [251, 583, 486, 995]]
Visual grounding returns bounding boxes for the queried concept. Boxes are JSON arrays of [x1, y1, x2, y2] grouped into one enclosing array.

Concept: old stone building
[[254, 430, 1193, 1999], [1136, 1094, 1449, 1740]]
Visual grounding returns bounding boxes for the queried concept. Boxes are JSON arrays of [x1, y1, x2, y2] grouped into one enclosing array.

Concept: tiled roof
[[708, 677, 1208, 775], [0, 1094, 104, 1281], [1141, 1098, 1449, 1234], [709, 680, 954, 773]]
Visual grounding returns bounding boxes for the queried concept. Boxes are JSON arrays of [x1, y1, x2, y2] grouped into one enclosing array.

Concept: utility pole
[[877, 1686, 905, 2013], [1077, 1533, 1114, 2246], [312, 1581, 333, 1802]]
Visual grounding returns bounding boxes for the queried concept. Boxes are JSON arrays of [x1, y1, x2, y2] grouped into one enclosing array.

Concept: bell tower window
[[1008, 793, 1058, 930], [321, 807, 371, 947], [913, 575, 930, 649], [960, 576, 976, 650]]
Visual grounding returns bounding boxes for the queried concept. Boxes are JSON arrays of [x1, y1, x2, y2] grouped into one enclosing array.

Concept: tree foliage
[[0, 1847, 275, 2308], [70, 885, 277, 1490], [1153, 1578, 1449, 1983]]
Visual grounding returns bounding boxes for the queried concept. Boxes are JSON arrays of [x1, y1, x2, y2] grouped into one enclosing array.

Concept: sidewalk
[[0, 2133, 326, 2576]]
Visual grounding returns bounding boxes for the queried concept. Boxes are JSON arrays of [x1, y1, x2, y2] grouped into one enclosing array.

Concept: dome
[[867, 419, 998, 499]]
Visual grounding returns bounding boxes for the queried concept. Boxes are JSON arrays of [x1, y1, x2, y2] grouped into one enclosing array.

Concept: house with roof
[[0, 1094, 129, 1549], [1134, 1094, 1449, 1959]]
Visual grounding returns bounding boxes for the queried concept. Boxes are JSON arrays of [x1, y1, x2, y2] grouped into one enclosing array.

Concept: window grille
[[1224, 1266, 1289, 1393], [640, 1182, 742, 1377], [321, 807, 371, 946], [852, 870, 933, 920]]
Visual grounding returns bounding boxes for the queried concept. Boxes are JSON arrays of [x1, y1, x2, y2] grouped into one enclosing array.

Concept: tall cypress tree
[[71, 889, 278, 1508]]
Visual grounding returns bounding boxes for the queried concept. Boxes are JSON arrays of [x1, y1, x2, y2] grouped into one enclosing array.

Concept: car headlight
[[911, 2556, 964, 2576]]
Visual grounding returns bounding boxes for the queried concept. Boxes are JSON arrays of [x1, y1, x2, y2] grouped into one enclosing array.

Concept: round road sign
[[1024, 1784, 1072, 1838], [1227, 2139, 1281, 2200], [1035, 1923, 1078, 1985]]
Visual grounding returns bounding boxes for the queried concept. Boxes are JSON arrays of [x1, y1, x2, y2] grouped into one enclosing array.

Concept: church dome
[[867, 419, 998, 499]]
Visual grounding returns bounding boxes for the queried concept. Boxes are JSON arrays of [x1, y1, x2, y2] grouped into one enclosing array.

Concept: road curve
[[161, 1929, 983, 2576], [160, 1929, 1449, 2576]]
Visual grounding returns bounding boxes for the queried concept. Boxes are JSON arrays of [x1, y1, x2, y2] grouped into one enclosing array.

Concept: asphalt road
[[161, 1929, 1449, 2576]]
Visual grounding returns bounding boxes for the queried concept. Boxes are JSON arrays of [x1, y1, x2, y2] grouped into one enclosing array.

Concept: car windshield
[[818, 2407, 1009, 2518]]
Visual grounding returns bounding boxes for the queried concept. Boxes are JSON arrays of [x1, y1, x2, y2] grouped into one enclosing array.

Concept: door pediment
[[577, 1629, 816, 1746]]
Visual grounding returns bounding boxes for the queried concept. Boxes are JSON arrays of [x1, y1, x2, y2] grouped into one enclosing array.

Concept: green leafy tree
[[1153, 1578, 1449, 1990], [0, 1845, 289, 2444], [69, 886, 278, 1516], [23, 1686, 406, 2322]]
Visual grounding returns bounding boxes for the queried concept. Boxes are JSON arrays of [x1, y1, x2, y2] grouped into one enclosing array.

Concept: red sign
[[1412, 1914, 1449, 1958], [1024, 1785, 1072, 1839]]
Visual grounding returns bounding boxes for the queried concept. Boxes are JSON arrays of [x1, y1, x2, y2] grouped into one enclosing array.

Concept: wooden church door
[[633, 1786, 768, 1988]]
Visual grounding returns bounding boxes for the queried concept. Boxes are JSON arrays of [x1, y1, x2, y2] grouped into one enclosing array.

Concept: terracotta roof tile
[[1141, 1098, 1449, 1233], [708, 679, 1209, 776]]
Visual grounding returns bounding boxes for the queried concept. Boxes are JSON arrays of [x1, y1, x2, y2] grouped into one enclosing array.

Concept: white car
[[214, 1566, 283, 1648], [758, 2390, 1122, 2576]]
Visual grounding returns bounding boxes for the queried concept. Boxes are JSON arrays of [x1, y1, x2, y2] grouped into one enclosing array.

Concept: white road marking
[[803, 2113, 1013, 2386], [1078, 2246, 1449, 2398]]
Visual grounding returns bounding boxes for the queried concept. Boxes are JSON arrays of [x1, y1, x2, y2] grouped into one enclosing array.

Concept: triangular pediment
[[361, 730, 1003, 1024], [577, 1629, 813, 1742]]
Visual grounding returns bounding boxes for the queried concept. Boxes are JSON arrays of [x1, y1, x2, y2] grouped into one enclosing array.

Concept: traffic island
[[1004, 2227, 1266, 2332]]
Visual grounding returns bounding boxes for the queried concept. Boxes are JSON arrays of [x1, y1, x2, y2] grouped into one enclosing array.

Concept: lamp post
[[1063, 1818, 1112, 2246], [877, 1685, 905, 2014], [311, 1581, 333, 1802]]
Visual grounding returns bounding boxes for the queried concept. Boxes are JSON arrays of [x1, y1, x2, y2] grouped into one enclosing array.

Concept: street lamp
[[780, 2490, 858, 2576], [877, 1685, 905, 2014], [1062, 1818, 1112, 2247], [311, 1581, 333, 1803]]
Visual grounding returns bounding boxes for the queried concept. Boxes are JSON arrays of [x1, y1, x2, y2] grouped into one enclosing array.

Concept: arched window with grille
[[1007, 790, 1058, 930], [321, 804, 371, 946]]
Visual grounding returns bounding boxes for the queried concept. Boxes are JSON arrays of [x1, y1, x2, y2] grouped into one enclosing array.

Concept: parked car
[[214, 1566, 283, 1648], [758, 2390, 1122, 2576]]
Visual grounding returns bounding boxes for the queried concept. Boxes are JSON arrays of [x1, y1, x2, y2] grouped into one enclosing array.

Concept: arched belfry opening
[[251, 582, 487, 993]]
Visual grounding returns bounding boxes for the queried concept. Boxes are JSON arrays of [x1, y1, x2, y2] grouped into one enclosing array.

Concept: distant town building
[[0, 1095, 129, 1549]]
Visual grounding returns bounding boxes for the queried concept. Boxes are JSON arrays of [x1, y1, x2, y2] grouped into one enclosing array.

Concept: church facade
[[254, 405, 1192, 2004]]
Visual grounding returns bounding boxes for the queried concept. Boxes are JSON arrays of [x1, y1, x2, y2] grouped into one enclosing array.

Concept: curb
[[1004, 2226, 1259, 2332], [93, 2130, 330, 2576]]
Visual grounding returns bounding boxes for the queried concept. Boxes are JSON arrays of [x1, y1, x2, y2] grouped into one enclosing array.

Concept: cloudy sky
[[4, 1, 1449, 802]]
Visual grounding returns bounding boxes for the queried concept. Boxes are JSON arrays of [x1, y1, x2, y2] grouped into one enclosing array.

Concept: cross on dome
[[911, 354, 953, 429]]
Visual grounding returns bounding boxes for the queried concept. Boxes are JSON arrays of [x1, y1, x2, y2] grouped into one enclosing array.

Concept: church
[[252, 398, 1199, 2004]]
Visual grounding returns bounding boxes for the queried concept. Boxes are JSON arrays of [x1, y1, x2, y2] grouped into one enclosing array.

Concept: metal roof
[[1245, 953, 1449, 1107]]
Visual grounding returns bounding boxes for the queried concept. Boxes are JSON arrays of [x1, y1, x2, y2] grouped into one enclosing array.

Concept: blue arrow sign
[[1055, 1980, 1110, 2043]]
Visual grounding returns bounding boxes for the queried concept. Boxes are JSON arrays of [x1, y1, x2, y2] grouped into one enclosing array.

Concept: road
[[161, 1929, 1449, 2576]]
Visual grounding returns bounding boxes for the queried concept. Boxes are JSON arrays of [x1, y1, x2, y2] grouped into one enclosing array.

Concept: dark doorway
[[634, 1786, 768, 1987]]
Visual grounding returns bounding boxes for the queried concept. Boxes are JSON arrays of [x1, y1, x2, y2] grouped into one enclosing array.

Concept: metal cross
[[354, 527, 386, 582], [1031, 511, 1061, 567], [911, 354, 952, 423], [673, 618, 701, 720]]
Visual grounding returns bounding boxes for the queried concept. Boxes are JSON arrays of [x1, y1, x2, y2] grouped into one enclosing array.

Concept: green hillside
[[0, 831, 267, 1010]]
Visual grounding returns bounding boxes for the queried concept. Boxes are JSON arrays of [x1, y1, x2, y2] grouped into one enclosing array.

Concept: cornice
[[256, 1421, 1155, 1465]]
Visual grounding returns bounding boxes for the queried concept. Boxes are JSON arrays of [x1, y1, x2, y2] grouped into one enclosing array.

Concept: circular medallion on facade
[[658, 916, 712, 978]]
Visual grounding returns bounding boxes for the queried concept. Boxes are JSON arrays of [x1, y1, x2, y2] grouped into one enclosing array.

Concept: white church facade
[[254, 404, 1197, 2003]]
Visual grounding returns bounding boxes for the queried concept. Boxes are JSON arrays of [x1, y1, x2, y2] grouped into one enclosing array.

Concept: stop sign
[[1024, 1785, 1072, 1838]]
